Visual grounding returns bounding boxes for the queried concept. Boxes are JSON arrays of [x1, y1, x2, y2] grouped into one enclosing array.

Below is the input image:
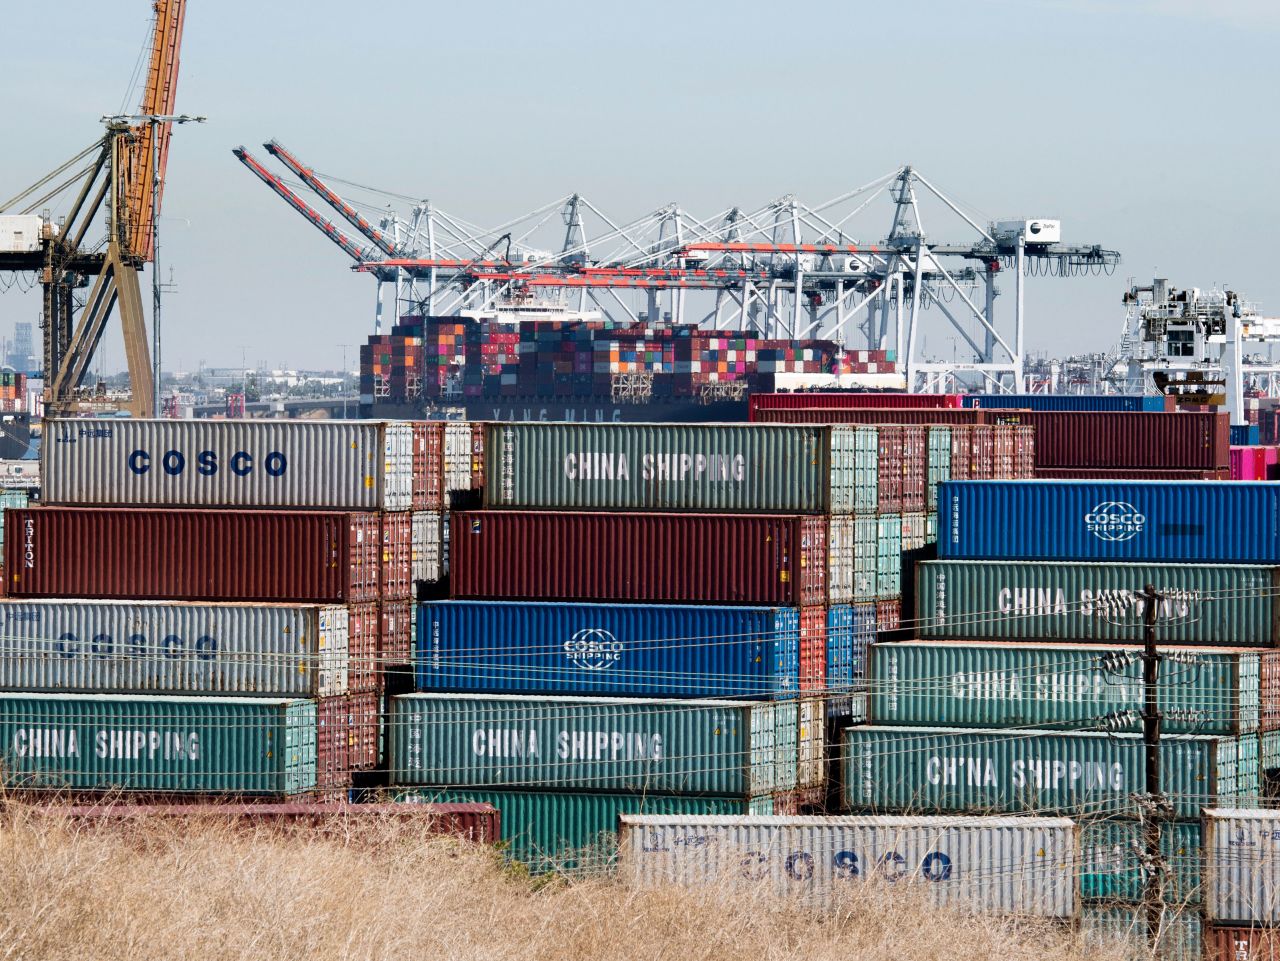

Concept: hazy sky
[[2, 0, 1277, 374]]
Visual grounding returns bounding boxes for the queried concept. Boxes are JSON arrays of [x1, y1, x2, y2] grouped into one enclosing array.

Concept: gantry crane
[[0, 0, 188, 417]]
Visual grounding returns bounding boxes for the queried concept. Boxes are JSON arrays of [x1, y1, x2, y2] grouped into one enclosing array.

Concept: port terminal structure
[[234, 150, 1119, 394]]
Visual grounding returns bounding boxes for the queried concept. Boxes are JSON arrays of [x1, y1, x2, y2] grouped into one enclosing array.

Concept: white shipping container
[[411, 511, 443, 583], [0, 600, 348, 696], [443, 422, 475, 494], [40, 418, 414, 511], [618, 814, 1079, 918], [1203, 808, 1280, 925], [798, 699, 825, 790]]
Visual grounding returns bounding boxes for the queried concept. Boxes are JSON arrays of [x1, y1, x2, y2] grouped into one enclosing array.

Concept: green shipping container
[[1081, 819, 1202, 904], [868, 641, 1264, 735], [877, 515, 902, 599], [926, 427, 951, 513], [483, 422, 876, 513], [916, 560, 1280, 645], [398, 789, 772, 871], [840, 727, 1258, 819], [387, 693, 796, 797], [0, 692, 316, 795]]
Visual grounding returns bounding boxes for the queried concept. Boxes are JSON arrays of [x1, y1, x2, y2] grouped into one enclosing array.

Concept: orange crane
[[0, 0, 189, 417]]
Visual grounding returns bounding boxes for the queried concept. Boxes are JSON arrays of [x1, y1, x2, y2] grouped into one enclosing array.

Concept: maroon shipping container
[[986, 410, 1230, 470], [753, 407, 988, 426], [316, 696, 355, 790], [450, 510, 828, 608], [1204, 925, 1280, 961], [379, 598, 413, 667], [1033, 467, 1230, 480], [902, 426, 926, 514], [877, 426, 904, 514], [412, 422, 445, 510], [344, 691, 381, 770], [348, 602, 381, 693], [3, 507, 384, 603], [799, 606, 827, 693], [876, 599, 901, 635], [381, 511, 413, 600], [48, 802, 500, 844], [749, 392, 962, 418], [949, 426, 972, 481]]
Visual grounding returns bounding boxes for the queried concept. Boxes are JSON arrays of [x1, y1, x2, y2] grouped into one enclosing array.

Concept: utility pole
[[1140, 583, 1166, 957]]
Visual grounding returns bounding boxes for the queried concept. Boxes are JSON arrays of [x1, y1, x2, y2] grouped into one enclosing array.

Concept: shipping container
[[1203, 924, 1280, 961], [411, 422, 444, 510], [1035, 467, 1229, 481], [450, 510, 828, 608], [347, 602, 380, 691], [398, 788, 771, 870], [0, 692, 316, 795], [387, 693, 797, 797], [415, 601, 801, 698], [798, 698, 825, 790], [1080, 819, 1202, 904], [877, 515, 902, 599], [4, 507, 386, 603], [0, 599, 349, 697], [938, 480, 1280, 564], [0, 488, 28, 555], [410, 511, 443, 584], [798, 606, 826, 693], [868, 641, 1267, 735], [826, 603, 875, 690], [1083, 906, 1201, 961], [1203, 808, 1280, 926], [915, 560, 1280, 645], [41, 418, 415, 511], [840, 727, 1258, 819], [828, 514, 877, 604], [926, 426, 951, 513], [378, 599, 413, 668], [964, 395, 1172, 412], [380, 511, 413, 601], [483, 422, 868, 514], [618, 814, 1078, 918], [984, 411, 1229, 471], [443, 422, 485, 506], [753, 408, 987, 426], [750, 393, 963, 416]]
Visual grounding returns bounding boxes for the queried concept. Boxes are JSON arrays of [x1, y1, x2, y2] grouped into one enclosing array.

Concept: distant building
[[6, 322, 36, 373]]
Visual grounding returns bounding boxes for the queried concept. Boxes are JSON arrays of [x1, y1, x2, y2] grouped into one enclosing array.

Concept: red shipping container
[[348, 602, 381, 693], [450, 510, 828, 608], [799, 606, 827, 693], [992, 424, 1016, 479], [753, 407, 988, 426], [948, 426, 972, 481], [344, 691, 381, 770], [749, 392, 962, 418], [1203, 925, 1280, 961], [316, 695, 355, 790], [1033, 467, 1229, 480], [987, 410, 1230, 471], [379, 598, 414, 667], [412, 422, 445, 510], [1013, 425, 1036, 478], [876, 599, 901, 635], [381, 511, 413, 600], [877, 426, 904, 514], [970, 425, 995, 480], [4, 507, 383, 603], [902, 425, 926, 514]]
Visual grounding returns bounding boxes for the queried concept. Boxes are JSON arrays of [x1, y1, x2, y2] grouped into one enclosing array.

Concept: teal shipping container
[[915, 560, 1280, 645], [387, 693, 796, 798], [840, 727, 1258, 819], [0, 692, 316, 795], [1081, 819, 1202, 904], [877, 515, 903, 599], [483, 422, 876, 513], [398, 789, 772, 871], [926, 427, 951, 513], [868, 641, 1267, 735]]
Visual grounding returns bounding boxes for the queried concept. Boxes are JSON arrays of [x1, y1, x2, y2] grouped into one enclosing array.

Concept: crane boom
[[233, 147, 375, 264], [263, 140, 400, 255]]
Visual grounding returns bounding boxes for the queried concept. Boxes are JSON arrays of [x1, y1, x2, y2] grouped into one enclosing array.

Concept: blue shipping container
[[938, 480, 1280, 564], [826, 603, 876, 690], [415, 601, 800, 698], [962, 394, 1167, 412], [1231, 425, 1261, 446]]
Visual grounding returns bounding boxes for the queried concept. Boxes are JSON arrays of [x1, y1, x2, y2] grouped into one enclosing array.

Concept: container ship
[[358, 308, 900, 423]]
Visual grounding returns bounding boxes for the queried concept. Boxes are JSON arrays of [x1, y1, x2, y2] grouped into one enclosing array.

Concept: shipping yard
[[4, 2, 1280, 960]]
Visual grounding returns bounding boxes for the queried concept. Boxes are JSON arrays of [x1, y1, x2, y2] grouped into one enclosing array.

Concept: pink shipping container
[[1232, 446, 1261, 480], [749, 392, 962, 417], [4, 507, 386, 603], [450, 510, 828, 608], [988, 410, 1230, 471], [753, 407, 988, 426]]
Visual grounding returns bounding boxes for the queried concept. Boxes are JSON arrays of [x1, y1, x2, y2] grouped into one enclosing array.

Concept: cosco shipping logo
[[1084, 501, 1146, 542], [564, 628, 623, 671]]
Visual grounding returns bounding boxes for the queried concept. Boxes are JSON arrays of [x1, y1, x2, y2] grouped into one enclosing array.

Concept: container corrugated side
[[753, 408, 988, 426], [483, 422, 856, 514], [965, 394, 1171, 412], [0, 692, 316, 795], [1203, 925, 1280, 961], [828, 514, 877, 605], [1083, 906, 1201, 961], [798, 698, 825, 789], [1081, 819, 1202, 904], [840, 727, 1259, 819], [1203, 808, 1280, 925], [387, 693, 797, 797], [40, 418, 414, 511], [868, 641, 1263, 735], [619, 814, 1078, 918], [0, 600, 349, 696], [410, 511, 443, 584], [415, 601, 800, 698], [938, 480, 1280, 564], [915, 560, 1280, 645], [826, 602, 875, 690], [399, 788, 771, 871], [450, 510, 827, 608], [984, 410, 1229, 470], [4, 507, 384, 603]]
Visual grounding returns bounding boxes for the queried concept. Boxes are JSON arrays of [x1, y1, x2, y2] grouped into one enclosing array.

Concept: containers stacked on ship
[[0, 419, 433, 800], [856, 477, 1280, 942]]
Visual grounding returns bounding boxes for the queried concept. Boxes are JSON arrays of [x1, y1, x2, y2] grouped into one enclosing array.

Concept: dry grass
[[0, 801, 1144, 961]]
